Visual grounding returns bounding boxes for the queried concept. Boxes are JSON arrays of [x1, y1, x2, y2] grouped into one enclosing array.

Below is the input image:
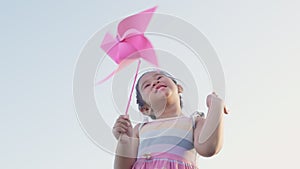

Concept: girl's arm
[[113, 116, 139, 169], [194, 93, 225, 157]]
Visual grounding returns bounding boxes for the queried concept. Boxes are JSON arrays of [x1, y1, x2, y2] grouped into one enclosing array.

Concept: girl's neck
[[154, 103, 182, 119]]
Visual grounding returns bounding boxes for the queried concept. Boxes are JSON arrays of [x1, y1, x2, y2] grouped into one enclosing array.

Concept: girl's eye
[[144, 84, 150, 89], [157, 76, 162, 80]]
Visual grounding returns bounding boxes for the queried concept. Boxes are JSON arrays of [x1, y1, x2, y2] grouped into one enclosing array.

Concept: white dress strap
[[191, 111, 205, 129], [138, 116, 151, 132]]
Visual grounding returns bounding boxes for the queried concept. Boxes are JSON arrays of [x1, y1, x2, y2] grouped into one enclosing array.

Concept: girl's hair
[[135, 70, 183, 113]]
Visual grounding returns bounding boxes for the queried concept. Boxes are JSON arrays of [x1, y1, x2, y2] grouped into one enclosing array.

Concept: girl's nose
[[152, 80, 160, 87]]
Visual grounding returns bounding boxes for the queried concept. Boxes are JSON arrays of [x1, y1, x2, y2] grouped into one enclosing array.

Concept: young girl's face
[[138, 72, 181, 113]]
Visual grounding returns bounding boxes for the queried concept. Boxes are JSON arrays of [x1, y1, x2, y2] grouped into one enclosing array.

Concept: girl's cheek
[[141, 92, 149, 101], [144, 92, 151, 101]]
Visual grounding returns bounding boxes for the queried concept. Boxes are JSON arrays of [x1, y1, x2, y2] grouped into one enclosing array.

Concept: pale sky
[[1, 0, 300, 168]]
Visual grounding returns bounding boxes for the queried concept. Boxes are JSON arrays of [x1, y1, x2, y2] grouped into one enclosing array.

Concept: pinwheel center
[[116, 35, 124, 42]]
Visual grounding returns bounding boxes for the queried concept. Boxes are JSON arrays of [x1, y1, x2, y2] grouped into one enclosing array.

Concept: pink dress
[[132, 113, 202, 169]]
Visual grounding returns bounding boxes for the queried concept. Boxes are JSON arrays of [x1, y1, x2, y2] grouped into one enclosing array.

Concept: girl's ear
[[139, 105, 151, 115], [177, 84, 183, 93]]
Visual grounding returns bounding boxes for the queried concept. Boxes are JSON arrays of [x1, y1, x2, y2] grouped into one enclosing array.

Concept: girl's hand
[[112, 115, 133, 140], [206, 92, 229, 114]]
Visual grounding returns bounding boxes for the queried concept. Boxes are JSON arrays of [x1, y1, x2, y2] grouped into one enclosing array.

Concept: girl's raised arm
[[193, 93, 225, 157]]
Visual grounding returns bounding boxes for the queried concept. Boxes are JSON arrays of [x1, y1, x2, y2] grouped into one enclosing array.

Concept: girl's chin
[[153, 89, 170, 96], [149, 96, 167, 109], [149, 90, 172, 105], [150, 96, 167, 104]]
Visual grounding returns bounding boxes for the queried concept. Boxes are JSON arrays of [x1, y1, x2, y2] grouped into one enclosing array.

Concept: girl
[[112, 70, 227, 169]]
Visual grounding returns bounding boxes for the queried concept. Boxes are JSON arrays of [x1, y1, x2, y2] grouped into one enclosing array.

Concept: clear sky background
[[1, 0, 300, 168]]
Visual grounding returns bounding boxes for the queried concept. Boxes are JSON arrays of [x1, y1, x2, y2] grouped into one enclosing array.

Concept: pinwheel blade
[[117, 6, 157, 40]]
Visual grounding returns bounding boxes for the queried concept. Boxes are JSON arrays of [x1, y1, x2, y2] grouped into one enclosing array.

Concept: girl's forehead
[[139, 71, 162, 81]]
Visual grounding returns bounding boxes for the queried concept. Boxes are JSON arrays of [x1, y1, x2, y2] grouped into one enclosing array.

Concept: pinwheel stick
[[124, 59, 142, 115]]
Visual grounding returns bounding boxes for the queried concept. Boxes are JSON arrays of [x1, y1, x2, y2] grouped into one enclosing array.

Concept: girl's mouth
[[155, 85, 167, 90]]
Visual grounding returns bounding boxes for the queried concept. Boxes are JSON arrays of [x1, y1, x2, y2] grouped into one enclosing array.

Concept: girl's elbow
[[196, 147, 216, 157], [195, 143, 223, 157]]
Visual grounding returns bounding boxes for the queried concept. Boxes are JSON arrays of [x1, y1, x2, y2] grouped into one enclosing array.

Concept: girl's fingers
[[212, 92, 218, 98], [114, 127, 127, 133], [113, 116, 132, 133], [118, 115, 129, 120], [112, 115, 133, 139], [115, 123, 129, 131], [224, 106, 229, 114], [118, 119, 131, 128], [113, 126, 128, 136], [209, 92, 229, 115], [115, 116, 131, 127]]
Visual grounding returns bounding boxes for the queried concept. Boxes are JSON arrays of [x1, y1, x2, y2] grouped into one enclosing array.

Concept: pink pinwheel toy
[[97, 6, 159, 115]]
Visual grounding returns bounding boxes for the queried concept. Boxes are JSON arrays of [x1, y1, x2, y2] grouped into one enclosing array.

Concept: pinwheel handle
[[124, 59, 142, 115]]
